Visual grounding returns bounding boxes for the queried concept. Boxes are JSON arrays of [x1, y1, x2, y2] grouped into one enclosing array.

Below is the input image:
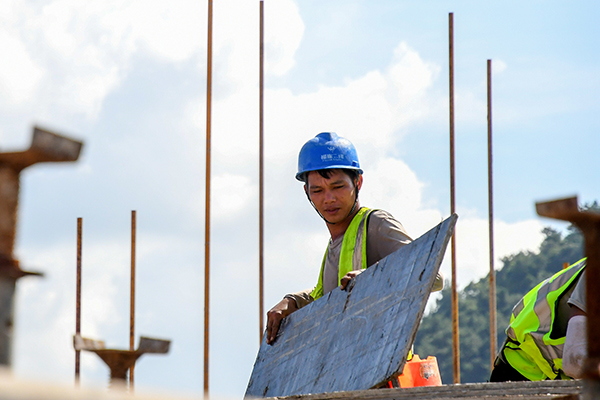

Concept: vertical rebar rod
[[448, 12, 460, 384], [487, 59, 497, 369], [130, 210, 136, 388], [75, 218, 82, 386], [259, 0, 265, 344], [204, 0, 213, 395]]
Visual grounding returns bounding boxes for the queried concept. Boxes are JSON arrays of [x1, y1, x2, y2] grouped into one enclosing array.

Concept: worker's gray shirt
[[549, 269, 586, 339], [567, 270, 586, 313], [286, 209, 444, 309]]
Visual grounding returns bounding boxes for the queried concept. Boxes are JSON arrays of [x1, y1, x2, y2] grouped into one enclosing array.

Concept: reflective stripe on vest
[[504, 258, 587, 380], [310, 207, 374, 300]]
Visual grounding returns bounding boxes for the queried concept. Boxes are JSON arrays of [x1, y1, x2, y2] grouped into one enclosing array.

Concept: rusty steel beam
[[0, 126, 82, 366], [535, 196, 600, 399]]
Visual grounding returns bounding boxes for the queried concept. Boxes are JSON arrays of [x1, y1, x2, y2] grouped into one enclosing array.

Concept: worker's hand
[[340, 270, 363, 290], [266, 297, 298, 345]]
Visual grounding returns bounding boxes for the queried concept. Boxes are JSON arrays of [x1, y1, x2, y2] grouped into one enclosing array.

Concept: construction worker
[[490, 258, 588, 381], [265, 132, 443, 345]]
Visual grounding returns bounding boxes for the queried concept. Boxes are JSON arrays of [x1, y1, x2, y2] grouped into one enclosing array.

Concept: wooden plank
[[265, 380, 582, 400], [246, 215, 458, 398]]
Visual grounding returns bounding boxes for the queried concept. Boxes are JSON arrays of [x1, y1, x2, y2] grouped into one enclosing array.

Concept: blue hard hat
[[296, 132, 363, 181]]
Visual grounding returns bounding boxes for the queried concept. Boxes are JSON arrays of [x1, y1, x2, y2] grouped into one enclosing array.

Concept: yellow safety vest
[[503, 258, 587, 380], [310, 207, 375, 300]]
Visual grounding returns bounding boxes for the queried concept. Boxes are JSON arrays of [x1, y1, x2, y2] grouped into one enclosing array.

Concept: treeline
[[413, 203, 598, 383]]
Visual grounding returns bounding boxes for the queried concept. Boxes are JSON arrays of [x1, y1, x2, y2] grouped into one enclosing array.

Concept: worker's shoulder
[[366, 209, 409, 234], [366, 208, 398, 222]]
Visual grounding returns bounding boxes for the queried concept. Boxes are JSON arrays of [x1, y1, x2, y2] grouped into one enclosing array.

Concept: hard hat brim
[[295, 166, 363, 181]]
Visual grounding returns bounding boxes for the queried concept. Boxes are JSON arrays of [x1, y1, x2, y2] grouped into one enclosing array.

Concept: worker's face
[[305, 170, 362, 224]]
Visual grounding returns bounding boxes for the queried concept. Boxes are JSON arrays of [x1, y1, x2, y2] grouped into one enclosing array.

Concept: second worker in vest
[[266, 132, 443, 345], [490, 258, 588, 381]]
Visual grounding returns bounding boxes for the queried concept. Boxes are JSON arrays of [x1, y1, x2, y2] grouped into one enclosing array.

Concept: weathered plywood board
[[245, 214, 458, 398]]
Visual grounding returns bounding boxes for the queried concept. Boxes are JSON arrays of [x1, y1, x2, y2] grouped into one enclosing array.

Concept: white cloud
[[259, 41, 440, 168], [0, 0, 209, 118], [211, 173, 257, 221], [0, 30, 45, 105], [495, 219, 545, 267], [360, 157, 442, 239], [492, 59, 508, 74], [263, 0, 304, 76], [387, 42, 440, 125]]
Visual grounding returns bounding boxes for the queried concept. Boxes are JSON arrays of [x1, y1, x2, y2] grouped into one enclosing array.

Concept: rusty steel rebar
[[204, 0, 214, 395], [448, 12, 460, 384], [259, 0, 265, 344], [130, 210, 136, 388], [487, 59, 497, 369], [75, 218, 82, 385]]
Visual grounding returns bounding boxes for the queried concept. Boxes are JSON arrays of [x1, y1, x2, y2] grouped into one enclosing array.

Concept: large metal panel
[[246, 214, 457, 398]]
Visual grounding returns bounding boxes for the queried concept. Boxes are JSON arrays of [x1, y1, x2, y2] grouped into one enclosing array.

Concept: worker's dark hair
[[298, 168, 360, 184]]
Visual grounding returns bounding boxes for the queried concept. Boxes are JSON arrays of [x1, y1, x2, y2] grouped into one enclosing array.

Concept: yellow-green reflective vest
[[503, 258, 587, 380], [310, 207, 375, 300]]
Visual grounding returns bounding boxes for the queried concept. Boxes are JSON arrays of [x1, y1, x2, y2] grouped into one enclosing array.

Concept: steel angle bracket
[[73, 334, 170, 384], [0, 126, 82, 171]]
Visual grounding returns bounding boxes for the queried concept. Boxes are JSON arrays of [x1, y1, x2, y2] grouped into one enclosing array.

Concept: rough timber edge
[[256, 380, 582, 400]]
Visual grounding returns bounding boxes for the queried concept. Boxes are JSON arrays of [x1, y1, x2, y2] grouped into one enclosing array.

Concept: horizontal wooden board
[[265, 380, 582, 400], [246, 215, 458, 398]]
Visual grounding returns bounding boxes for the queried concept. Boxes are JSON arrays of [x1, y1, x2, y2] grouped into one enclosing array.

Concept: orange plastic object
[[387, 354, 442, 388]]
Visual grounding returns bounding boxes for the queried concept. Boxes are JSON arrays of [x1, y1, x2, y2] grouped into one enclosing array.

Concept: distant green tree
[[413, 204, 597, 384]]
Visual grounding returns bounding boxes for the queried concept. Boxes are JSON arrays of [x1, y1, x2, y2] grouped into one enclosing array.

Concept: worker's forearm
[[279, 297, 298, 316], [284, 289, 314, 309]]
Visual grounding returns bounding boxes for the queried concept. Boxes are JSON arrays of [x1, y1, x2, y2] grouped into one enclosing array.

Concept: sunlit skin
[[265, 169, 364, 345], [304, 169, 363, 240]]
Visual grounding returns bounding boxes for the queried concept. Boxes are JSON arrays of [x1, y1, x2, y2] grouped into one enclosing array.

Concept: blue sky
[[1, 0, 598, 398]]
